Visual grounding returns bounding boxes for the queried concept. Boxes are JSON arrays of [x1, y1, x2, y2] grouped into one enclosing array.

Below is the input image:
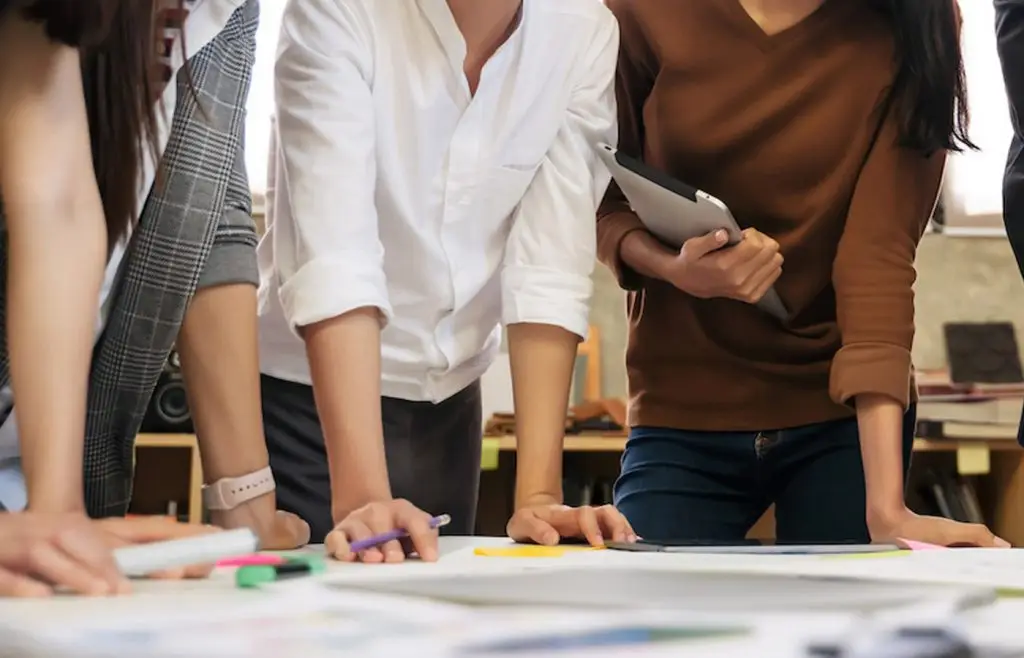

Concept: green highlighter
[[236, 555, 327, 589]]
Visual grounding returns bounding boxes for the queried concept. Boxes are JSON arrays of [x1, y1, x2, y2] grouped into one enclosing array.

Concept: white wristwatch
[[202, 466, 276, 511]]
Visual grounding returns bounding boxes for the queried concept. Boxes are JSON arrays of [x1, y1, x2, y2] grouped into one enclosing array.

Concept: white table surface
[[0, 537, 507, 624], [1, 536, 1023, 655]]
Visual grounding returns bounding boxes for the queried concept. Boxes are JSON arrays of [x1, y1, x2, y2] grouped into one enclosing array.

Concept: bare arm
[[855, 394, 905, 526], [507, 325, 577, 507], [177, 285, 275, 505], [0, 14, 106, 512], [272, 0, 392, 520], [828, 108, 943, 528], [504, 13, 618, 508], [304, 310, 391, 518]]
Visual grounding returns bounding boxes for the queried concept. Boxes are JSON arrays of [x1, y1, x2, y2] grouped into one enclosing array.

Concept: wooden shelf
[[136, 433, 199, 450], [134, 433, 203, 524], [486, 434, 1023, 454]]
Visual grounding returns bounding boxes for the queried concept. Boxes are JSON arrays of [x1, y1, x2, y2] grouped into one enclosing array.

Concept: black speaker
[[140, 350, 194, 433]]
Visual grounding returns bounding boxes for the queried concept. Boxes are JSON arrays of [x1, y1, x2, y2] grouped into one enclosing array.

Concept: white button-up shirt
[[257, 0, 618, 403]]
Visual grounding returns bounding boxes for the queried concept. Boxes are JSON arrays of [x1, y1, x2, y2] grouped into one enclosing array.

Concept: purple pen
[[349, 513, 451, 553]]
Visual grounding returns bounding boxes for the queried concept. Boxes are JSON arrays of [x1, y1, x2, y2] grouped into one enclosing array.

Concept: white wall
[[242, 1, 1013, 225], [245, 0, 285, 197], [943, 1, 1013, 232]]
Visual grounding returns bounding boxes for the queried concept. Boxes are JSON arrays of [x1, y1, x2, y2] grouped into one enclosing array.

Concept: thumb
[[324, 528, 353, 561], [681, 229, 729, 259], [263, 511, 311, 550], [280, 511, 311, 548]]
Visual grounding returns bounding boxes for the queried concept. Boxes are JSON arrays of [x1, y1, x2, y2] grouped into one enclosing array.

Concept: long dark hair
[[80, 2, 161, 244], [870, 0, 976, 155], [17, 0, 165, 243]]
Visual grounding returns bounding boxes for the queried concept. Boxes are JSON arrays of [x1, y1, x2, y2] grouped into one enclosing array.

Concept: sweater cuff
[[829, 342, 914, 409], [596, 210, 646, 291]]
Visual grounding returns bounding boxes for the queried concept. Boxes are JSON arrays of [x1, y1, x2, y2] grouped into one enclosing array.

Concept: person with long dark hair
[[599, 0, 1007, 546], [0, 0, 307, 596]]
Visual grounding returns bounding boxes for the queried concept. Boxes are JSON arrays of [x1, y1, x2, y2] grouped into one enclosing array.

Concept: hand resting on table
[[0, 513, 219, 597], [507, 501, 637, 547]]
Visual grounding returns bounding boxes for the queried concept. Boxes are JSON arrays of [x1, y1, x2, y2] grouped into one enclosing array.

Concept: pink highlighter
[[216, 554, 286, 567]]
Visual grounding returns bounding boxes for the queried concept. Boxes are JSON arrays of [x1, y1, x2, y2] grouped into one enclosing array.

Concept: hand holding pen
[[326, 499, 448, 563]]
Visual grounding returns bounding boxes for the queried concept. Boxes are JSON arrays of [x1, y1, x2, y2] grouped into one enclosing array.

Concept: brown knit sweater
[[598, 0, 945, 431]]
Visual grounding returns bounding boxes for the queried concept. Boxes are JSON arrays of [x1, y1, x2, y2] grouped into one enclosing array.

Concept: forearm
[[10, 200, 104, 513], [303, 308, 391, 518], [619, 230, 676, 281], [855, 393, 907, 527], [0, 31, 106, 512], [507, 323, 577, 508], [177, 283, 269, 482]]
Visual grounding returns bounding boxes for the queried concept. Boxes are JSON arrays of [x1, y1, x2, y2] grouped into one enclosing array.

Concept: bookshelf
[[486, 434, 1024, 454], [477, 433, 1024, 545], [132, 434, 203, 524], [132, 431, 1024, 545]]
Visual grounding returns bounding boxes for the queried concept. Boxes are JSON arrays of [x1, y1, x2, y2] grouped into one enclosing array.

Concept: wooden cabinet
[[132, 431, 1024, 546]]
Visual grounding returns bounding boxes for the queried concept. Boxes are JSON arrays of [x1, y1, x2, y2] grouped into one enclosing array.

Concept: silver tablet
[[605, 540, 900, 555], [598, 144, 788, 321]]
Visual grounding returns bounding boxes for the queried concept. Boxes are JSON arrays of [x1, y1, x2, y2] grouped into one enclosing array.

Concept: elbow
[[830, 280, 916, 409], [501, 265, 593, 339], [278, 255, 392, 337], [3, 171, 104, 233]]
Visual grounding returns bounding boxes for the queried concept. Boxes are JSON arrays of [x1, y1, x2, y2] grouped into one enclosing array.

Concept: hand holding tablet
[[597, 144, 788, 320], [659, 227, 783, 307]]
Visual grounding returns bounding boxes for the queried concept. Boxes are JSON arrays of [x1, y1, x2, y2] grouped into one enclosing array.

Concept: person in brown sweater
[[599, 0, 1008, 547]]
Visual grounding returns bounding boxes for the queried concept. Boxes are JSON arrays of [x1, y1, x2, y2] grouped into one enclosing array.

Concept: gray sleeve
[[198, 141, 259, 289], [197, 0, 260, 290]]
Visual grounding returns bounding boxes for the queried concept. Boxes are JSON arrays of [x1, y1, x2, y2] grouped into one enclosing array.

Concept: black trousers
[[614, 407, 916, 543], [261, 374, 483, 543]]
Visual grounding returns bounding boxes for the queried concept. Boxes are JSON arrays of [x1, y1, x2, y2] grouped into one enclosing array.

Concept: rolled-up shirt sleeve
[[272, 0, 390, 333], [500, 13, 618, 339], [830, 108, 945, 408]]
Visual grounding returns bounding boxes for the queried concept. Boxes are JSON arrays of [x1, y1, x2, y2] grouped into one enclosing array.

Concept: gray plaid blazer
[[0, 1, 261, 517]]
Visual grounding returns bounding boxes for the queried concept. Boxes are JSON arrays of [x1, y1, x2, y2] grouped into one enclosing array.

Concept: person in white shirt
[[258, 0, 636, 559]]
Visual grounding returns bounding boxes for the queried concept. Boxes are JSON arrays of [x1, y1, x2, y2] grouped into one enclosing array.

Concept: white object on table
[[114, 527, 258, 577]]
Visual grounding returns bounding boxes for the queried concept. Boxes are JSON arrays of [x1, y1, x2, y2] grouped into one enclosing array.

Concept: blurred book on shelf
[[915, 368, 1022, 441]]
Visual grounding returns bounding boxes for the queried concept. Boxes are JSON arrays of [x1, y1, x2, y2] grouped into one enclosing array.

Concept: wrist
[[27, 491, 85, 516], [514, 490, 563, 511], [621, 230, 674, 281], [203, 457, 270, 485], [866, 499, 911, 532], [331, 488, 393, 523], [209, 489, 275, 529]]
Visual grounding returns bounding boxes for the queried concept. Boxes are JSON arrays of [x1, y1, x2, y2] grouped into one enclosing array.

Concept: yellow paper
[[956, 445, 990, 475], [473, 545, 603, 558]]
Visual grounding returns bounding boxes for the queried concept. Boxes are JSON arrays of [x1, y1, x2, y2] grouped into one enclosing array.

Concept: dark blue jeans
[[614, 407, 916, 543]]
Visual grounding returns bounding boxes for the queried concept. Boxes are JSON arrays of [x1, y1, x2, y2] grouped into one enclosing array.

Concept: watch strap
[[202, 466, 276, 511]]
